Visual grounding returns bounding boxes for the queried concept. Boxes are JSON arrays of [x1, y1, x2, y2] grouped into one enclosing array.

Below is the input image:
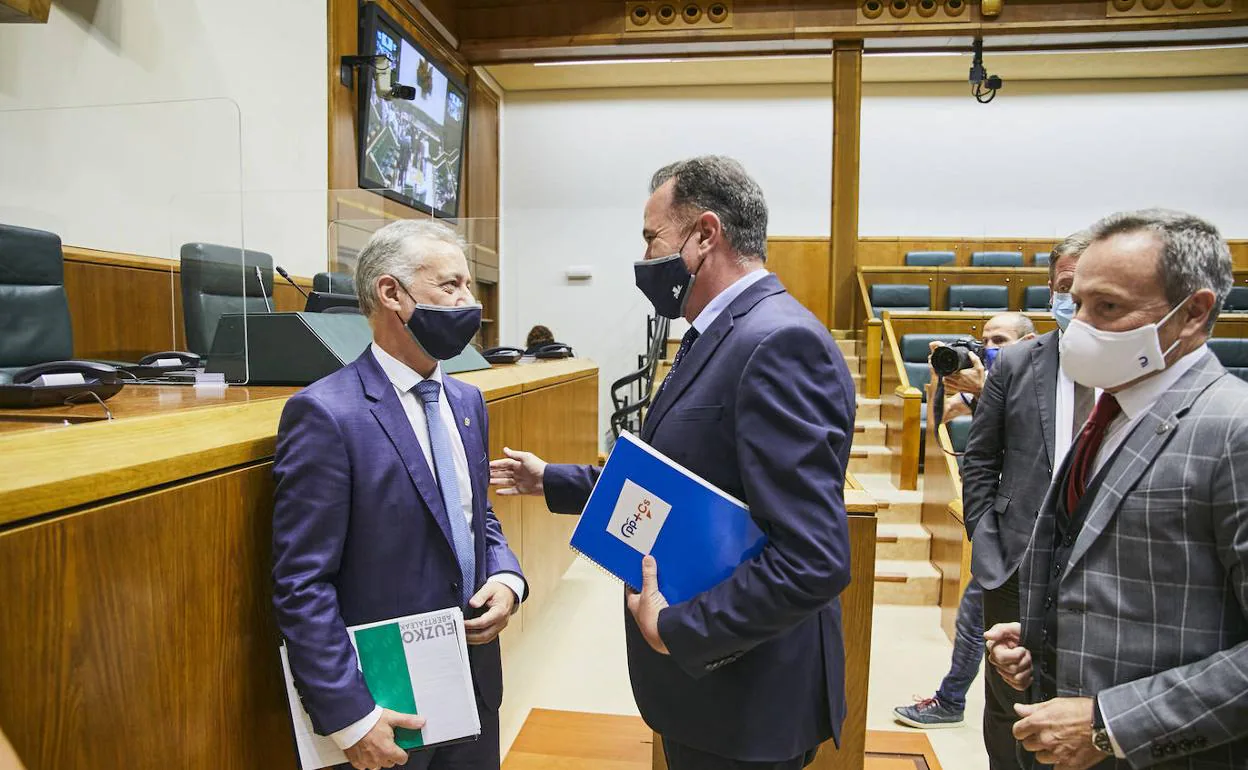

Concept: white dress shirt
[[691, 269, 769, 335], [1091, 345, 1209, 477], [330, 343, 526, 750], [1052, 357, 1100, 479]]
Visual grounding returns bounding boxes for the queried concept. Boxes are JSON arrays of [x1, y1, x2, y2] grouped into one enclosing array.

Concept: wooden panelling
[[454, 0, 1248, 62], [63, 258, 183, 360], [0, 726, 24, 770], [60, 247, 314, 361], [518, 374, 599, 624], [830, 41, 863, 333], [769, 238, 831, 327], [0, 0, 50, 23], [488, 395, 526, 653], [0, 464, 297, 770]]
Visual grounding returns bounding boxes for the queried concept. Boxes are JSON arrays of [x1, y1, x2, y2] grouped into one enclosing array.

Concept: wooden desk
[[0, 359, 598, 770]]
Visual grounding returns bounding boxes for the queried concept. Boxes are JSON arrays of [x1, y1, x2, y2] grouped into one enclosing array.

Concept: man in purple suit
[[273, 219, 526, 770], [491, 156, 856, 769]]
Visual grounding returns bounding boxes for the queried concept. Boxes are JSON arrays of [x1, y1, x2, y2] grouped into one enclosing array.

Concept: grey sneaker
[[893, 696, 965, 729]]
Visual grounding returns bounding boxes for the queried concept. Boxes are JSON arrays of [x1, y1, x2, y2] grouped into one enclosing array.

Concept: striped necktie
[[414, 379, 476, 605]]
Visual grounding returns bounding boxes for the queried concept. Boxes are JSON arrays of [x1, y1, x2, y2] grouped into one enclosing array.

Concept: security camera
[[338, 54, 416, 101], [969, 38, 1003, 103], [372, 58, 416, 102]]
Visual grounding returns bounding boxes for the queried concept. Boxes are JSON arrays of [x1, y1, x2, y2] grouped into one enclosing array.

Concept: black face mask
[[395, 280, 482, 360], [634, 229, 702, 320]]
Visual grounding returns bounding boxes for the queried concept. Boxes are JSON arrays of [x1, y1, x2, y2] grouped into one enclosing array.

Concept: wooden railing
[[879, 311, 923, 491], [922, 418, 971, 642]]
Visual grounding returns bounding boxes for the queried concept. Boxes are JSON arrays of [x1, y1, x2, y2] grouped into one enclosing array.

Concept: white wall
[[860, 77, 1248, 239], [0, 0, 329, 276], [500, 77, 1248, 442]]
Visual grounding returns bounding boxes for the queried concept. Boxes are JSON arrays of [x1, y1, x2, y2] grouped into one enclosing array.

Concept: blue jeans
[[934, 576, 985, 713]]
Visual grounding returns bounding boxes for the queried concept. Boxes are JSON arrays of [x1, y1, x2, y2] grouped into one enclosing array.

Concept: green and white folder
[[280, 607, 480, 770]]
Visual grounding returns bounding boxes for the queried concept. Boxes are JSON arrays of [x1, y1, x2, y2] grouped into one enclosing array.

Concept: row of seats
[[906, 250, 1049, 267], [871, 283, 1248, 318], [871, 284, 1046, 316], [1, 223, 355, 380]]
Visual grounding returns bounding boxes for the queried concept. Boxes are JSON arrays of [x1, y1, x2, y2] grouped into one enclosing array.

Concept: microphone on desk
[[275, 266, 309, 299], [256, 265, 273, 313]]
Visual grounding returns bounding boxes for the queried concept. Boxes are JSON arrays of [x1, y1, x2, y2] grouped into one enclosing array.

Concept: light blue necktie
[[414, 379, 476, 606]]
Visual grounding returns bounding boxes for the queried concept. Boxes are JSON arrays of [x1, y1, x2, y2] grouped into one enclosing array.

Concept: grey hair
[[990, 311, 1035, 340], [354, 219, 467, 317], [650, 155, 769, 263], [1048, 229, 1092, 288], [1087, 208, 1233, 332]]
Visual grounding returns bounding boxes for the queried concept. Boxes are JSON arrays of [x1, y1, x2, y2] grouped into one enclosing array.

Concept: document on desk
[[570, 431, 768, 605], [280, 607, 480, 770]]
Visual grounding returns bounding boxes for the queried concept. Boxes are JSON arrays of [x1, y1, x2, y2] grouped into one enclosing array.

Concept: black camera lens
[[930, 345, 969, 377]]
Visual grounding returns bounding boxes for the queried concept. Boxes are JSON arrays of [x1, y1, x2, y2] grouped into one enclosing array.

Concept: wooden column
[[830, 40, 863, 333]]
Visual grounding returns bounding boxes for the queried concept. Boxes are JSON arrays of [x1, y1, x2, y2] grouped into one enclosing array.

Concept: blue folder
[[569, 431, 767, 605]]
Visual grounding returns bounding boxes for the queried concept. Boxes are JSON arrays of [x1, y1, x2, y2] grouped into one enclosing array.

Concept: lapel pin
[[1156, 422, 1170, 435], [464, 417, 471, 427]]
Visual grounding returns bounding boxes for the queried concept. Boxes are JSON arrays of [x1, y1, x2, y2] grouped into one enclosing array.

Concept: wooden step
[[836, 338, 858, 357], [849, 444, 892, 475], [665, 338, 681, 359], [855, 397, 881, 423], [873, 559, 941, 606], [875, 523, 932, 561], [853, 419, 886, 445]]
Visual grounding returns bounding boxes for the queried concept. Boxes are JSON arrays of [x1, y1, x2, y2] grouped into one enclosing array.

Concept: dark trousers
[[338, 695, 500, 770], [662, 738, 818, 770], [935, 576, 985, 712], [981, 574, 1029, 770]]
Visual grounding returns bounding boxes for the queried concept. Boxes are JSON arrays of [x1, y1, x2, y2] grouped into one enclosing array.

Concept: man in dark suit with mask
[[491, 156, 856, 769], [273, 219, 526, 770]]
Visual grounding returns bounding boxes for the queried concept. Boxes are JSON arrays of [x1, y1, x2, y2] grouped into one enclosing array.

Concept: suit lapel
[[643, 274, 786, 440], [1061, 356, 1225, 581], [1031, 332, 1059, 468], [357, 350, 457, 553]]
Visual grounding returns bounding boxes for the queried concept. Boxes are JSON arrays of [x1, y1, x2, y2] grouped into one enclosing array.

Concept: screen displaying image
[[359, 7, 466, 219]]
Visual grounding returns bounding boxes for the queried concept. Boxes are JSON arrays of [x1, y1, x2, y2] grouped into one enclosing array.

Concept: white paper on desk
[[280, 607, 480, 770]]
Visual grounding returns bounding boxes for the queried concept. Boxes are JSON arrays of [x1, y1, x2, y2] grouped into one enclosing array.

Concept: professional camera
[[931, 337, 987, 377]]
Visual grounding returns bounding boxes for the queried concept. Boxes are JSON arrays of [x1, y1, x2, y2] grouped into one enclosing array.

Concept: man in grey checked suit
[[986, 209, 1248, 769], [963, 232, 1090, 767]]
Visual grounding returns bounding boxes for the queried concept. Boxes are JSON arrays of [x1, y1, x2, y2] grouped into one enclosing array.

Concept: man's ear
[[696, 210, 724, 251], [1183, 289, 1217, 335], [375, 275, 406, 313], [1022, 332, 1037, 341]]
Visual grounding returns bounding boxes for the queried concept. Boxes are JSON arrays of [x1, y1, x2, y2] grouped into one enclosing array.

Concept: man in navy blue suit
[[273, 219, 526, 770], [491, 156, 856, 769]]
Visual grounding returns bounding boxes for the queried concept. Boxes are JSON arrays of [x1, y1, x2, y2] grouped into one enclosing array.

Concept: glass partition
[[0, 98, 243, 382]]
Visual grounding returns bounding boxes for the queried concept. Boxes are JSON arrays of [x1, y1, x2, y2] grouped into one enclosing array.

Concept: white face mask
[[1060, 296, 1192, 390]]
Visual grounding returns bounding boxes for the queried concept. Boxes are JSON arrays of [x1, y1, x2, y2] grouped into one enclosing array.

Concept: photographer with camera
[[928, 313, 1037, 425], [893, 311, 1035, 732]]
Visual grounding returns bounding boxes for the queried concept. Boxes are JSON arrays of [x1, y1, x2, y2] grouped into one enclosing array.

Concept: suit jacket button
[[452, 581, 461, 593]]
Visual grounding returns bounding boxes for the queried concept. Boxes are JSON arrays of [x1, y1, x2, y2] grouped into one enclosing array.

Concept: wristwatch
[[1092, 698, 1115, 756]]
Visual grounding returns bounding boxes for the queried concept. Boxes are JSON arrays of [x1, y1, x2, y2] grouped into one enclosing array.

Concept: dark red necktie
[[1064, 392, 1122, 514]]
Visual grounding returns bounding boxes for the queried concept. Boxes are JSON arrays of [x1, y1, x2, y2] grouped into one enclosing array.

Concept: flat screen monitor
[[357, 3, 467, 219]]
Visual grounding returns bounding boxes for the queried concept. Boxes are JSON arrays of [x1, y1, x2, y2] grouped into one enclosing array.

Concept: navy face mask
[[394, 280, 482, 360], [634, 229, 702, 320]]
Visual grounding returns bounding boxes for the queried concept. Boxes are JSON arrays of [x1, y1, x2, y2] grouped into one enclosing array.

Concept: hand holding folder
[[569, 432, 767, 606]]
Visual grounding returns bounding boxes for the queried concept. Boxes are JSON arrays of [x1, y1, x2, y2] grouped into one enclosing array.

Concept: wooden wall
[[769, 238, 831, 328], [62, 247, 312, 361], [452, 0, 1248, 62], [0, 0, 50, 23]]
